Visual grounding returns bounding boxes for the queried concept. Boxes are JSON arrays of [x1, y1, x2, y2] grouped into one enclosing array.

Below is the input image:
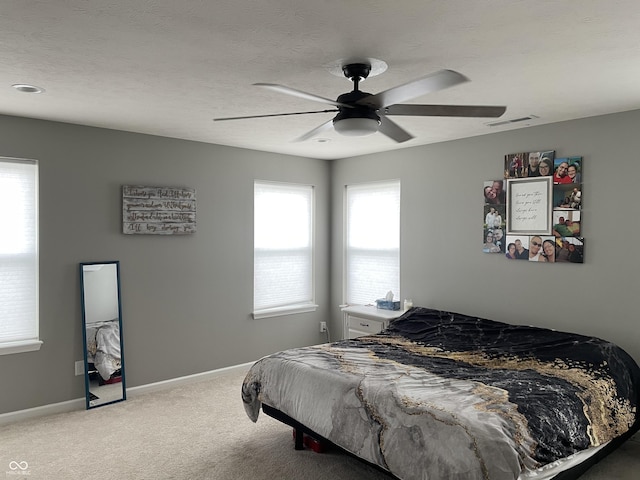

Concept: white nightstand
[[341, 305, 403, 339]]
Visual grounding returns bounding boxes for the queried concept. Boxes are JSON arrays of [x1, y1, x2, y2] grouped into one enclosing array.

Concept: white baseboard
[[0, 398, 87, 427], [0, 362, 255, 427], [127, 361, 253, 396]]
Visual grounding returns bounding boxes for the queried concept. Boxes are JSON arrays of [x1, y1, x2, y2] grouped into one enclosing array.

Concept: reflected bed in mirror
[[80, 261, 126, 409]]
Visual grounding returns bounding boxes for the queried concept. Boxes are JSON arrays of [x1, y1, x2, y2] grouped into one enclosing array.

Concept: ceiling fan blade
[[383, 104, 506, 118], [292, 119, 335, 142], [214, 109, 338, 121], [378, 116, 414, 143], [358, 69, 469, 109], [254, 83, 352, 108]]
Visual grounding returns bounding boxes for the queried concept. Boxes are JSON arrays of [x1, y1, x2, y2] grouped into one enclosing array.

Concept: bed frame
[[262, 403, 399, 478], [262, 403, 640, 480]]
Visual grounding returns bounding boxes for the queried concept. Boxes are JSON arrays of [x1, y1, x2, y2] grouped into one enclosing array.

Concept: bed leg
[[294, 428, 304, 450]]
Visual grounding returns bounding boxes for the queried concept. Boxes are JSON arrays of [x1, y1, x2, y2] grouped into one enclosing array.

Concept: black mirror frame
[[79, 261, 126, 409]]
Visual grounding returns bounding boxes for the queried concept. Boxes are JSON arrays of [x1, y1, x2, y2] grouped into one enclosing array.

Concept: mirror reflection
[[80, 261, 126, 408]]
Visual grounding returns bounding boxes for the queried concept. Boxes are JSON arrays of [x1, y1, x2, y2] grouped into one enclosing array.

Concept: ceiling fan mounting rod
[[342, 63, 371, 91]]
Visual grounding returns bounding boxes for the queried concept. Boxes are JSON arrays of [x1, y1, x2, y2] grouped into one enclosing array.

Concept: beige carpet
[[1, 368, 638, 479]]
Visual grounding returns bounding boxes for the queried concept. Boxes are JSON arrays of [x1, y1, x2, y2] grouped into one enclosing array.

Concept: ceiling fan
[[214, 61, 506, 143]]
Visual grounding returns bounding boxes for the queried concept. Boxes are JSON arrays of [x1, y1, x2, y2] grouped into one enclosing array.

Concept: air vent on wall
[[487, 115, 539, 127]]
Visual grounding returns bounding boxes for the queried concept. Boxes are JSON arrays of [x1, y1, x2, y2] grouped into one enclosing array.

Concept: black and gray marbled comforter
[[242, 307, 640, 480]]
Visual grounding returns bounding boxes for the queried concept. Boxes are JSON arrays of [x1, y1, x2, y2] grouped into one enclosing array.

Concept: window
[[253, 181, 317, 319], [0, 157, 40, 355], [345, 180, 400, 305]]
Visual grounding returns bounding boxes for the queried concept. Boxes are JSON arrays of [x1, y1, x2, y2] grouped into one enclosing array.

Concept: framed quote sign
[[506, 177, 552, 235], [122, 185, 196, 235]]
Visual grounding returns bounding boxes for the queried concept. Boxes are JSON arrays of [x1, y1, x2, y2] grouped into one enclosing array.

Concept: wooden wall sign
[[122, 185, 196, 235]]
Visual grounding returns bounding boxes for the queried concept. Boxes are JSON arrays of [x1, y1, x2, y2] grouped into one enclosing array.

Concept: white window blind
[[254, 181, 316, 318], [345, 180, 400, 305], [0, 158, 41, 354]]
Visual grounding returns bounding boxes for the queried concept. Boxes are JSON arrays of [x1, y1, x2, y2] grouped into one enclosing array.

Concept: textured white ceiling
[[2, 1, 640, 159]]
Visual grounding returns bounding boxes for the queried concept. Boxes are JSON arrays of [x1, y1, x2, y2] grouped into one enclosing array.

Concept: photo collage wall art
[[483, 150, 584, 263]]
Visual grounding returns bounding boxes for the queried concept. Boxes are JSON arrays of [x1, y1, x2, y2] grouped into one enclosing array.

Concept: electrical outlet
[[320, 321, 327, 333], [75, 360, 84, 376]]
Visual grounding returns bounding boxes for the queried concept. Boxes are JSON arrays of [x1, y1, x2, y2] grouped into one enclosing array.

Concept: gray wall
[[2, 108, 640, 415], [0, 114, 331, 414], [330, 109, 640, 368]]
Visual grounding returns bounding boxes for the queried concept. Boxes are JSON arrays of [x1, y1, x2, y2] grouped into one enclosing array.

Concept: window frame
[[344, 179, 401, 306], [253, 180, 318, 319], [0, 157, 41, 355]]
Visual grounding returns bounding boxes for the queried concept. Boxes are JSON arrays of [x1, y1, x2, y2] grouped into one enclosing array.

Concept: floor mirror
[[80, 261, 126, 409]]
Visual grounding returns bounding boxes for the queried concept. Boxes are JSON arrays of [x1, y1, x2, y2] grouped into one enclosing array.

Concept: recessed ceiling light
[[12, 84, 44, 94]]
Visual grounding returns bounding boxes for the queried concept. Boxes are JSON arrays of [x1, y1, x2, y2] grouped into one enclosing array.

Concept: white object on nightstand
[[341, 305, 403, 339]]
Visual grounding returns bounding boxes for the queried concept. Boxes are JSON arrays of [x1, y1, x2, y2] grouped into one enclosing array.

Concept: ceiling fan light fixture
[[333, 117, 380, 137]]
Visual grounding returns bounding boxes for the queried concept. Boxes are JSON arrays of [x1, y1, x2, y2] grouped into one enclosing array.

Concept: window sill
[[253, 304, 319, 320], [0, 339, 43, 356]]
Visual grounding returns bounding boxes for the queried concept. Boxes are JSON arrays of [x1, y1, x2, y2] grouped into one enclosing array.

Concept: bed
[[85, 319, 122, 382], [242, 307, 640, 480]]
